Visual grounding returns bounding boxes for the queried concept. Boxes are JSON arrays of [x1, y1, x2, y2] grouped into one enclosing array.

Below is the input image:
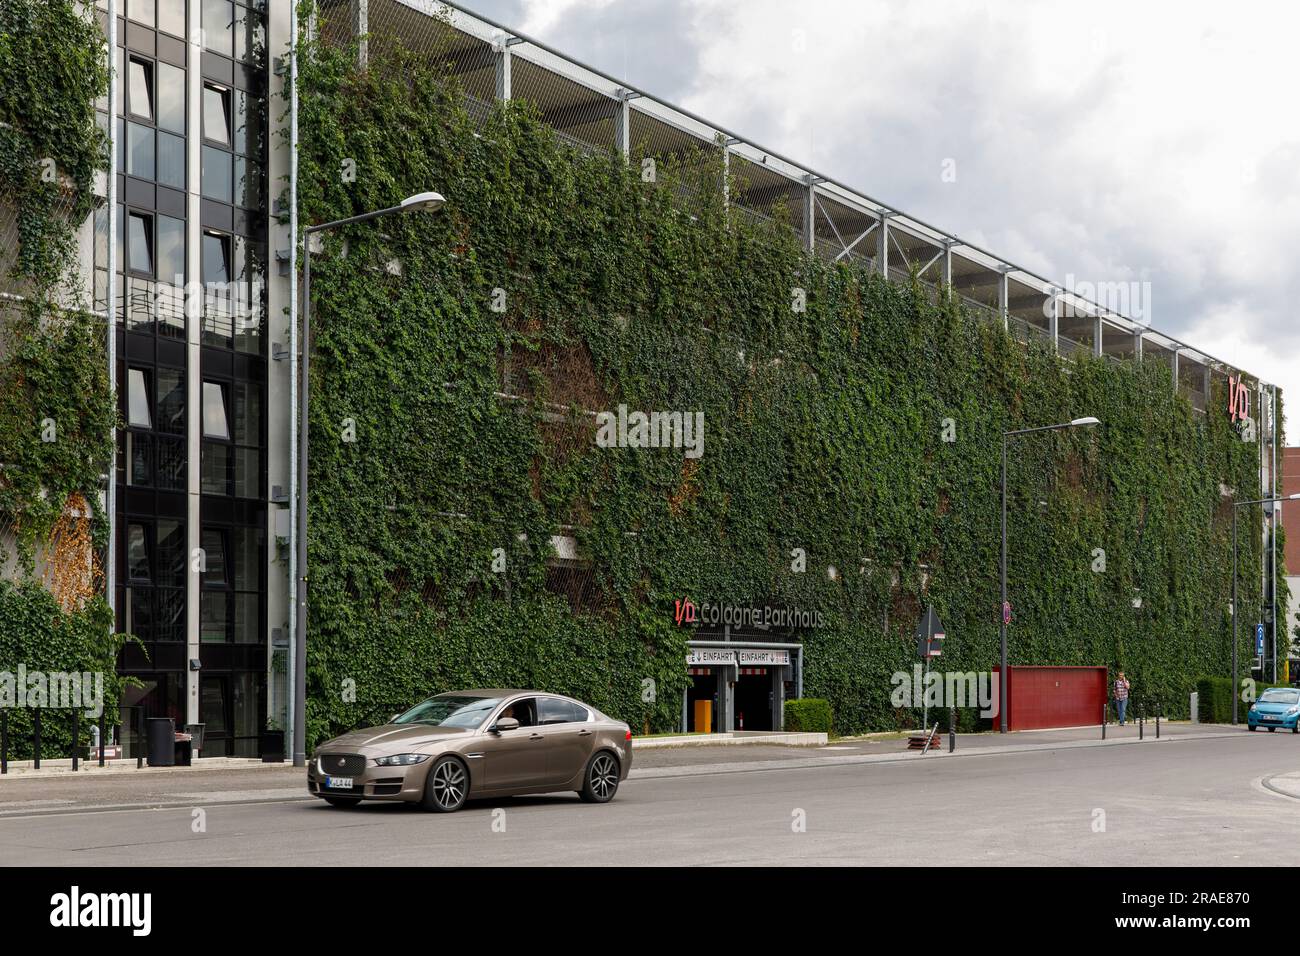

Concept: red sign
[[1228, 374, 1250, 423], [1002, 601, 1012, 625], [673, 598, 698, 626]]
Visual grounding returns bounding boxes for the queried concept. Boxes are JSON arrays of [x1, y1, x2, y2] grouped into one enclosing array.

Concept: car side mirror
[[492, 717, 519, 734], [389, 714, 399, 723]]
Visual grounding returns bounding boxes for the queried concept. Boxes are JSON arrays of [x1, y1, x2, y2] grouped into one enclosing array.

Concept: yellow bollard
[[693, 700, 712, 734]]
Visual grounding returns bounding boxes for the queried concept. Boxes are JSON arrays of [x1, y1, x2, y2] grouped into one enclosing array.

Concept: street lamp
[[1230, 492, 1300, 725], [293, 191, 446, 768], [1000, 416, 1100, 732]]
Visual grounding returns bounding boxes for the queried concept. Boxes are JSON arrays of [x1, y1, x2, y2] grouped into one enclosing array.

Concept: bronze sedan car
[[307, 690, 632, 812]]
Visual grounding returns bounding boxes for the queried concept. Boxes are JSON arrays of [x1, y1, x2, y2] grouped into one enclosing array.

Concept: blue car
[[1247, 687, 1300, 732]]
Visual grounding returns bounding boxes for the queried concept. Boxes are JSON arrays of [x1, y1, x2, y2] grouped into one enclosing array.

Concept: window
[[203, 232, 230, 285], [127, 212, 153, 276], [202, 0, 234, 57], [128, 58, 153, 121], [128, 0, 154, 28], [202, 382, 229, 439], [158, 133, 185, 189], [201, 529, 227, 586], [126, 524, 151, 583], [156, 63, 185, 135], [158, 0, 185, 37], [539, 698, 589, 725], [127, 368, 152, 428], [157, 368, 184, 434], [127, 123, 155, 181], [497, 698, 538, 727], [203, 83, 231, 145], [157, 215, 185, 287], [201, 146, 232, 202]]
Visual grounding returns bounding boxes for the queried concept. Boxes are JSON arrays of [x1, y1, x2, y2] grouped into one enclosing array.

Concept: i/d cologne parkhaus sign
[[673, 598, 825, 630]]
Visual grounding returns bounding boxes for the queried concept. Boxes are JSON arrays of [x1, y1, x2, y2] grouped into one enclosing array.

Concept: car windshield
[[392, 695, 501, 728], [1258, 689, 1300, 705]]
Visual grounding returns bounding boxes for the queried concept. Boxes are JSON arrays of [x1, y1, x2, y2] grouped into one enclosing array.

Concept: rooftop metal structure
[[312, 0, 1271, 410]]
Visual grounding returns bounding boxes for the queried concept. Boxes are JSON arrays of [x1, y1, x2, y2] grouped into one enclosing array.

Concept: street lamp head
[[1070, 416, 1100, 427], [400, 191, 445, 213]]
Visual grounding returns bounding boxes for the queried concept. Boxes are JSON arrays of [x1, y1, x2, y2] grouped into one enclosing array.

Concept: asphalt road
[[1, 731, 1297, 865]]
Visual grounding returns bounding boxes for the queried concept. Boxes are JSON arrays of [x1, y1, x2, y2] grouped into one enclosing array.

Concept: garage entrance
[[686, 668, 720, 732], [683, 643, 802, 734], [734, 668, 773, 731]]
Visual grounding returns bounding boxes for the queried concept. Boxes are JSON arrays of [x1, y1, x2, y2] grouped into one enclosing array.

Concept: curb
[[628, 729, 1245, 781], [633, 732, 827, 749]]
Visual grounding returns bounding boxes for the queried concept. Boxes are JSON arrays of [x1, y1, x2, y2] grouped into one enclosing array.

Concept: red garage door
[[1005, 666, 1107, 731]]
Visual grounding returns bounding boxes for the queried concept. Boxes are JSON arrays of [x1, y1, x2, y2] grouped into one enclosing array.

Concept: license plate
[[325, 776, 354, 789]]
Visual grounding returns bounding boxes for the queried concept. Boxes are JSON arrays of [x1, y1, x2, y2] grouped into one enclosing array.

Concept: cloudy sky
[[458, 0, 1300, 441]]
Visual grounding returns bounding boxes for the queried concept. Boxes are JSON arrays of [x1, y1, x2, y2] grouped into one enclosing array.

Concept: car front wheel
[[579, 751, 620, 804], [422, 756, 469, 813], [1268, 726, 1276, 732]]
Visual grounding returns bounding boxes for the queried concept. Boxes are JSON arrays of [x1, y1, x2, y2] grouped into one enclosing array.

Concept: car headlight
[[374, 753, 431, 767], [1287, 707, 1300, 716]]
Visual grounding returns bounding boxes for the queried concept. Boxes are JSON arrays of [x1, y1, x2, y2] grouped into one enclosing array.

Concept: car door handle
[[578, 729, 593, 737], [529, 733, 544, 740]]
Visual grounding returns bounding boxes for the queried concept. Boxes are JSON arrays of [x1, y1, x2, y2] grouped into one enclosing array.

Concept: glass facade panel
[[158, 132, 185, 189], [202, 0, 234, 57], [201, 146, 232, 202], [157, 63, 185, 134], [127, 123, 155, 181]]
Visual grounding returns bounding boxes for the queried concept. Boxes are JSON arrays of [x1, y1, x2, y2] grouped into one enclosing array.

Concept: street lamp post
[[293, 191, 446, 768], [1000, 416, 1100, 733], [1230, 492, 1300, 725]]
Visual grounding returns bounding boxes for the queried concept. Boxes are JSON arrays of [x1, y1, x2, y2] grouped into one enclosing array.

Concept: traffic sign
[[917, 606, 945, 658], [1256, 624, 1265, 659]]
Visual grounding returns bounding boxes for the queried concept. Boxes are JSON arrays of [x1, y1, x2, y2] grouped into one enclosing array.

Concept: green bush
[[784, 698, 833, 734], [1195, 675, 1287, 724], [0, 581, 127, 760]]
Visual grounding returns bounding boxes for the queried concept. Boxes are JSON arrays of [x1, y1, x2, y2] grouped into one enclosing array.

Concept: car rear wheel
[[323, 796, 361, 808], [579, 751, 620, 804], [1249, 725, 1257, 731], [422, 756, 469, 813]]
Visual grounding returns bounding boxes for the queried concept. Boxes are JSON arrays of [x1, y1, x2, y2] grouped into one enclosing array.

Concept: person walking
[[1114, 670, 1131, 726]]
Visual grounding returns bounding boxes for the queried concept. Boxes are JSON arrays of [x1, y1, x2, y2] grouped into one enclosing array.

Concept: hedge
[[1195, 675, 1288, 724], [783, 698, 833, 734]]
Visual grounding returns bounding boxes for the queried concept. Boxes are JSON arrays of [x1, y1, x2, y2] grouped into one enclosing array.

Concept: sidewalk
[[0, 720, 1248, 817]]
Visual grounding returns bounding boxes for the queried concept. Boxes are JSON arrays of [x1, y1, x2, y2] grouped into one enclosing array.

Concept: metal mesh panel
[[1178, 356, 1208, 411], [728, 154, 807, 243], [628, 108, 722, 217], [1006, 277, 1050, 340], [510, 55, 618, 156]]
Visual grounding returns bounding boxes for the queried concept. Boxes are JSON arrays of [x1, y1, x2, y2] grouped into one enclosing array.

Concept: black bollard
[[1101, 701, 1107, 740], [98, 710, 106, 767], [72, 709, 79, 772], [1139, 702, 1144, 740], [1156, 699, 1161, 739], [949, 706, 956, 753], [1, 709, 7, 774], [136, 708, 144, 770], [33, 709, 41, 770]]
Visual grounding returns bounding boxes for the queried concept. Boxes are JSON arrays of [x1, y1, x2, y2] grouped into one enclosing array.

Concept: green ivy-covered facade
[[291, 25, 1285, 745]]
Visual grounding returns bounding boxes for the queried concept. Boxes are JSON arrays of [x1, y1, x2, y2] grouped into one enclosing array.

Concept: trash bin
[[146, 717, 175, 767], [259, 729, 285, 763]]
